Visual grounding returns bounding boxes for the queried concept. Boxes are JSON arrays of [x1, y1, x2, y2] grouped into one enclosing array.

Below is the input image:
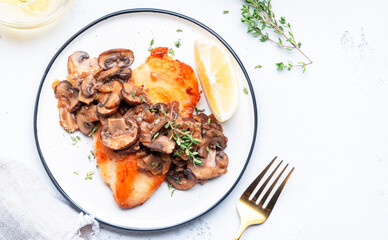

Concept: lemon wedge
[[193, 38, 239, 122]]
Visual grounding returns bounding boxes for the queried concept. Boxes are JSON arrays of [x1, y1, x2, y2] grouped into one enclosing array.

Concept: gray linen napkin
[[0, 157, 99, 240]]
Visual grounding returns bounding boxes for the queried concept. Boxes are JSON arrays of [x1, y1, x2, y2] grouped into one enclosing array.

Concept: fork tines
[[243, 156, 294, 211]]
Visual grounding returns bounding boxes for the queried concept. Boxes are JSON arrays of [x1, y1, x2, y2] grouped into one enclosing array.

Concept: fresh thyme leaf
[[71, 136, 78, 145], [148, 38, 154, 52], [194, 107, 205, 114], [176, 28, 183, 32], [76, 136, 81, 141], [168, 48, 175, 56], [132, 90, 136, 97], [223, 10, 229, 14], [174, 39, 181, 48], [168, 184, 172, 189], [140, 95, 146, 103], [151, 162, 156, 167], [88, 126, 98, 136], [276, 62, 285, 71], [243, 87, 248, 95], [88, 155, 91, 161], [90, 150, 95, 159], [85, 171, 94, 180], [73, 171, 79, 175], [207, 118, 211, 124], [206, 146, 210, 152], [175, 180, 182, 185], [171, 189, 176, 197], [153, 132, 159, 140], [255, 65, 262, 69], [241, 0, 313, 72]]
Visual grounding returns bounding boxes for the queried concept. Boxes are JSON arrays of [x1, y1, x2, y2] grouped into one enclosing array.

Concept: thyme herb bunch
[[241, 0, 313, 72], [160, 108, 202, 166]]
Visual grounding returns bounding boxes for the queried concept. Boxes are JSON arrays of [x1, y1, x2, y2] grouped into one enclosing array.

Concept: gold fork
[[234, 157, 295, 240]]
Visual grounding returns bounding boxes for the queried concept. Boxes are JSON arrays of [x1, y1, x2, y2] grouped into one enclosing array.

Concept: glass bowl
[[0, 0, 72, 29]]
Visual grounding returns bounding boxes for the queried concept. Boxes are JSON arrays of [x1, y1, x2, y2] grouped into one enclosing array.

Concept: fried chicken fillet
[[95, 47, 200, 208], [132, 47, 201, 118]]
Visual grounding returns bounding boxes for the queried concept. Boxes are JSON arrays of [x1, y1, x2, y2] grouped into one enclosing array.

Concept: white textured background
[[1, 0, 388, 239]]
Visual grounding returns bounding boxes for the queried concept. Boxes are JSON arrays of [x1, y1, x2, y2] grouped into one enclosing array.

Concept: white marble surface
[[1, 0, 388, 239]]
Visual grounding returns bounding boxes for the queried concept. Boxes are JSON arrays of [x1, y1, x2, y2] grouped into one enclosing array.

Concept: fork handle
[[234, 222, 250, 240]]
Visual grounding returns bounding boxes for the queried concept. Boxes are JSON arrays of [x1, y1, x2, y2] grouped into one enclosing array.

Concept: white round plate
[[34, 9, 257, 231]]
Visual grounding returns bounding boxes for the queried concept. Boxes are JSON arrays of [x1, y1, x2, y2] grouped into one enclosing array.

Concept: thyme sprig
[[160, 108, 202, 165], [241, 0, 313, 72]]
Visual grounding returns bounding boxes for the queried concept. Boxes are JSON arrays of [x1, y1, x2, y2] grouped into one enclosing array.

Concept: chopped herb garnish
[[71, 136, 78, 145], [132, 90, 136, 97], [148, 38, 154, 52], [76, 136, 81, 141], [216, 142, 221, 148], [206, 146, 210, 152], [207, 118, 211, 124], [215, 131, 220, 137], [176, 29, 183, 32], [171, 189, 176, 197], [140, 95, 146, 103], [243, 87, 248, 95], [88, 155, 91, 161], [174, 39, 181, 48], [73, 171, 79, 175], [151, 162, 156, 167], [168, 48, 175, 56], [147, 108, 156, 112], [223, 10, 229, 14], [88, 126, 98, 136], [168, 184, 173, 190], [160, 109, 202, 165], [194, 107, 205, 114], [153, 132, 159, 140], [85, 171, 94, 180], [90, 150, 95, 159], [255, 65, 262, 69], [175, 180, 182, 185]]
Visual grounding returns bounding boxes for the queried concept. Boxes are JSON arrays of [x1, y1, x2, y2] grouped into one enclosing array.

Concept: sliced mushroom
[[80, 75, 102, 98], [76, 104, 99, 135], [54, 81, 80, 112], [114, 141, 141, 155], [142, 135, 176, 154], [198, 127, 227, 158], [57, 99, 78, 133], [122, 82, 147, 106], [67, 51, 90, 74], [98, 49, 134, 69], [137, 153, 171, 175], [97, 66, 132, 82], [166, 168, 196, 190], [188, 150, 228, 180], [100, 117, 139, 150], [97, 81, 123, 117]]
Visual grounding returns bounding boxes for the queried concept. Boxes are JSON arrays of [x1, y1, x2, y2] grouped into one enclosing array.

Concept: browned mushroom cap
[[137, 153, 171, 175], [98, 49, 134, 69], [122, 82, 147, 106], [198, 126, 227, 158], [167, 168, 196, 190], [97, 81, 123, 117], [100, 117, 139, 150], [97, 66, 132, 82], [188, 150, 228, 180], [142, 135, 176, 154], [67, 51, 100, 77], [54, 81, 80, 113], [80, 75, 102, 98], [57, 100, 78, 133], [76, 104, 99, 135]]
